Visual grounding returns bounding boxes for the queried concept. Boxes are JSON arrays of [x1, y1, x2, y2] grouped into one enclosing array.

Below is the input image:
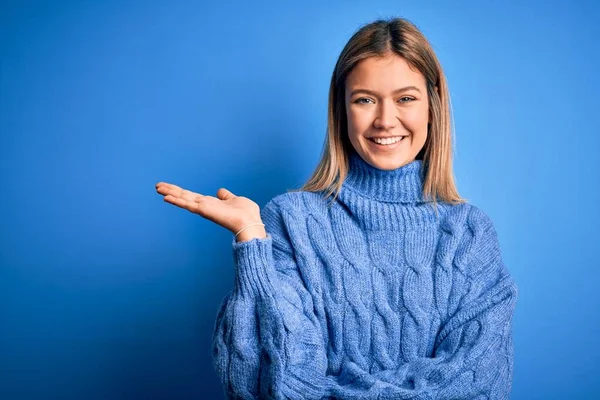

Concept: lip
[[367, 135, 408, 139]]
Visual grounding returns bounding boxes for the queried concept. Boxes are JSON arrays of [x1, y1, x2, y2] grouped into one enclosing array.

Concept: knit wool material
[[212, 151, 519, 399]]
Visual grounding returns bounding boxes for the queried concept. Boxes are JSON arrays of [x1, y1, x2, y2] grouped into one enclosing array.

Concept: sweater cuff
[[231, 234, 277, 298]]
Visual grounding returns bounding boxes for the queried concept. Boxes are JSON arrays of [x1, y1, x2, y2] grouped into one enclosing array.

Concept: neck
[[342, 150, 426, 204]]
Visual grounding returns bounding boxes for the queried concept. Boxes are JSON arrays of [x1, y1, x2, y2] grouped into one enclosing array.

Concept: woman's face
[[345, 53, 430, 170]]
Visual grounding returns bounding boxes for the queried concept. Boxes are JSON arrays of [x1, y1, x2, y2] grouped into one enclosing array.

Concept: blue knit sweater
[[212, 151, 518, 399]]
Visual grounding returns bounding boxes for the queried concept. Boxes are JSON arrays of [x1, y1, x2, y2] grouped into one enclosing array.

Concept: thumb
[[216, 188, 236, 201]]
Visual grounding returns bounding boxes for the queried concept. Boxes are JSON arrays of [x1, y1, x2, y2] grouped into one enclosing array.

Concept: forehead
[[345, 54, 426, 91]]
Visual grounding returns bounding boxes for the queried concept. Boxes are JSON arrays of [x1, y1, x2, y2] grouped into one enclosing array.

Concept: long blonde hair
[[294, 17, 466, 208]]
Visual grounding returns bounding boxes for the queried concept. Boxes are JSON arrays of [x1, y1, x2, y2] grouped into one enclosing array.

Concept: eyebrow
[[349, 86, 422, 97]]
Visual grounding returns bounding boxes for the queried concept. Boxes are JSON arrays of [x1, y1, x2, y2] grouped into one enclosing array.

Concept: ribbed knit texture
[[212, 151, 519, 399]]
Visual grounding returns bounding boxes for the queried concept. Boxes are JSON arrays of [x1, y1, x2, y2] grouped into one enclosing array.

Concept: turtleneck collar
[[342, 150, 426, 204]]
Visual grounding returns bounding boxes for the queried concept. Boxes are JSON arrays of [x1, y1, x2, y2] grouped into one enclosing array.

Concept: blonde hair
[[292, 17, 466, 209]]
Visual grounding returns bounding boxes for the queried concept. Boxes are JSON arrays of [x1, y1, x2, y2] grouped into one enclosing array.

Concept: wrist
[[235, 225, 267, 242]]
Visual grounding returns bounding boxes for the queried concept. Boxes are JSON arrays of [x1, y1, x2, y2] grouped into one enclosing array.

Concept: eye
[[398, 96, 415, 103], [353, 97, 374, 104]]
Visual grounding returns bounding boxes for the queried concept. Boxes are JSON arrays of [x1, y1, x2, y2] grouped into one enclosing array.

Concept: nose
[[373, 99, 399, 130]]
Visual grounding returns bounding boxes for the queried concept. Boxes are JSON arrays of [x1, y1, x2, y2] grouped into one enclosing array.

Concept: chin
[[366, 154, 413, 170]]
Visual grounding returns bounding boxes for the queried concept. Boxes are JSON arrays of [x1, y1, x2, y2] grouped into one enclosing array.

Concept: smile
[[369, 136, 404, 145], [368, 136, 406, 146]]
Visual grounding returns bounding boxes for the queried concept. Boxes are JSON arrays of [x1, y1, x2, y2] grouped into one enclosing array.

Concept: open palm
[[155, 182, 262, 234]]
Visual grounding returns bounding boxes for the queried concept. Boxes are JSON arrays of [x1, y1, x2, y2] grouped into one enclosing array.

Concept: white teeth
[[371, 136, 404, 145]]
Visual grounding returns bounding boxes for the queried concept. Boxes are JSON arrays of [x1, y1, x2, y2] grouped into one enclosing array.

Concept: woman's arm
[[212, 196, 333, 399], [155, 182, 331, 398]]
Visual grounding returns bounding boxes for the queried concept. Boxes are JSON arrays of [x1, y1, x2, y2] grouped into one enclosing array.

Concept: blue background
[[1, 0, 598, 399]]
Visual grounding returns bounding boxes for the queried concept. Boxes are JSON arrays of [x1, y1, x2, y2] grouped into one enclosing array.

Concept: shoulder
[[442, 201, 503, 270], [441, 201, 497, 237], [262, 190, 330, 219], [259, 190, 329, 244]]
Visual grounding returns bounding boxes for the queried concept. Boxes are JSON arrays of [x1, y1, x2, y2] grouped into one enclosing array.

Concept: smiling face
[[345, 53, 430, 170]]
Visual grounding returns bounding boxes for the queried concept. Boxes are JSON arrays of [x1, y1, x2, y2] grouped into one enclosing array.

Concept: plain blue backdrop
[[1, 0, 599, 399]]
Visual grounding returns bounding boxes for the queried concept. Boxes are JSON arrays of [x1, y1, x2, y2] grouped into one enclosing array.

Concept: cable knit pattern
[[212, 151, 519, 399]]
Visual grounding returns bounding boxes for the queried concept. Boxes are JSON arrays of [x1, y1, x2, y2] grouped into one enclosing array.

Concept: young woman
[[156, 17, 518, 400]]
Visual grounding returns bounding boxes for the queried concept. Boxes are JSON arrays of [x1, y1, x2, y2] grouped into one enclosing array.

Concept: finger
[[157, 184, 204, 202], [179, 188, 203, 202], [156, 182, 183, 194], [156, 182, 179, 190], [165, 194, 223, 224], [156, 182, 191, 193], [216, 188, 236, 201], [164, 194, 208, 215]]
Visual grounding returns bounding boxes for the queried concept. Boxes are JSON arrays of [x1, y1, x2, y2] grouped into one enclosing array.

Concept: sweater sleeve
[[211, 197, 334, 399]]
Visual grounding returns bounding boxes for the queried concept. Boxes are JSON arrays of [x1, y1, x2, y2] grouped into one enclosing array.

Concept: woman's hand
[[155, 182, 267, 242]]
